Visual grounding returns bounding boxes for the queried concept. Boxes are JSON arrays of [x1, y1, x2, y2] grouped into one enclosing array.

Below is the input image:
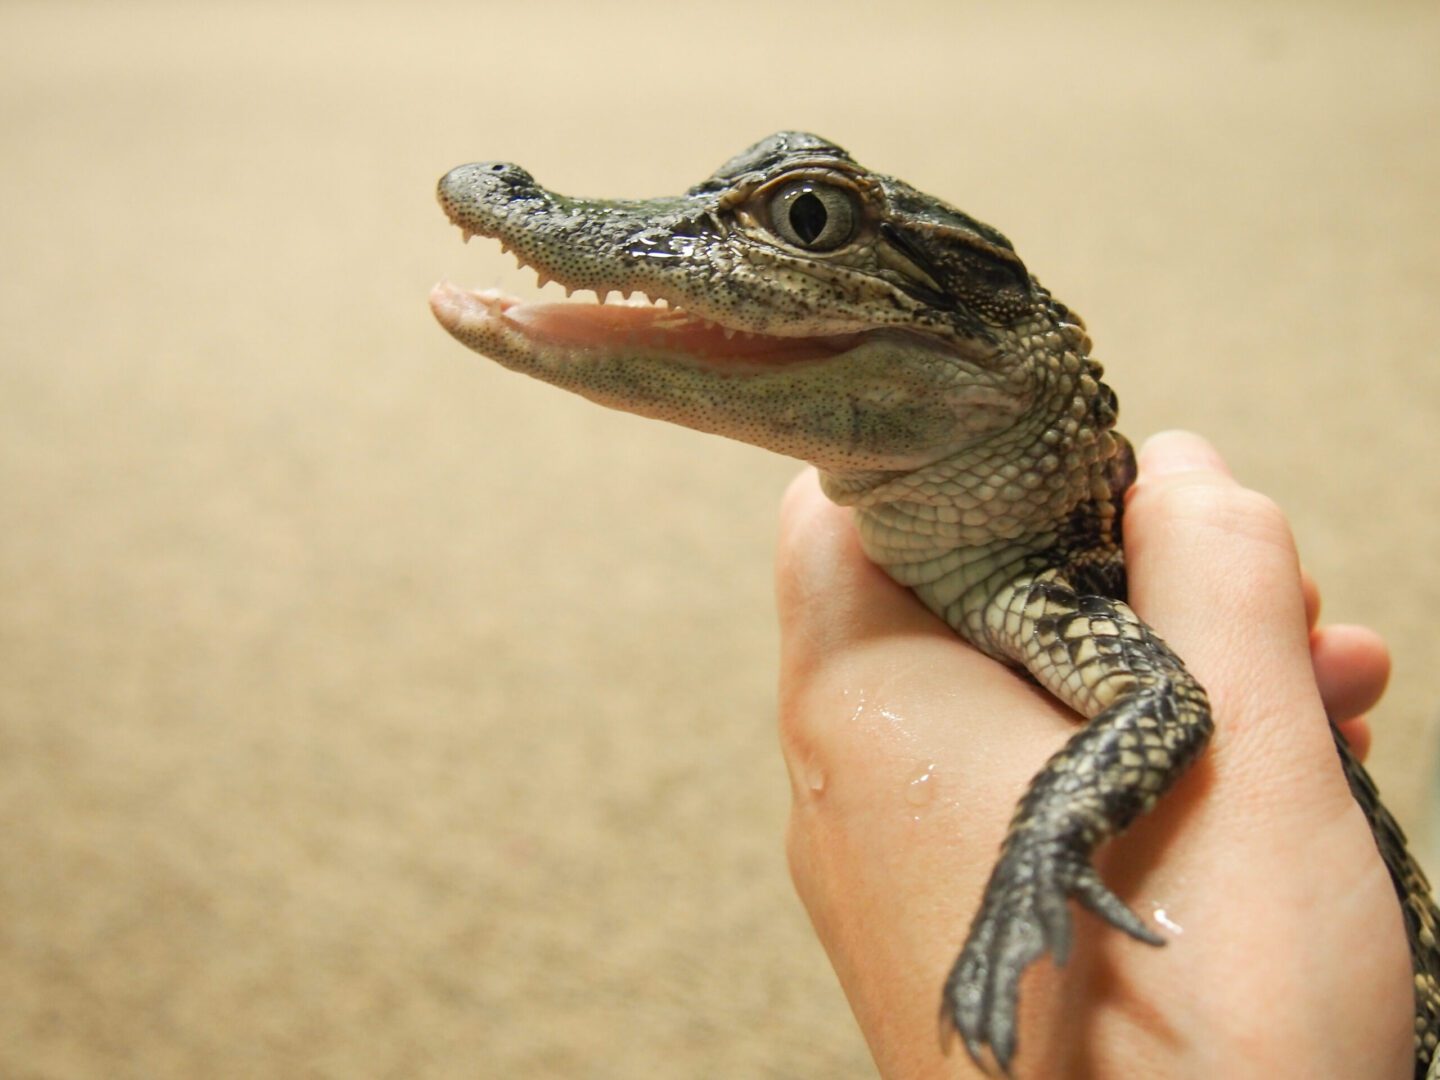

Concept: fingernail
[[1139, 430, 1233, 478]]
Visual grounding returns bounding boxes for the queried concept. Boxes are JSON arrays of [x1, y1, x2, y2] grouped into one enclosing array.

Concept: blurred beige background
[[2, 1, 1437, 1076]]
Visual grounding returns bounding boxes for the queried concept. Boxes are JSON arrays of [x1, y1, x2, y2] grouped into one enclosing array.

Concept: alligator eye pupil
[[766, 180, 856, 250], [789, 192, 828, 244]]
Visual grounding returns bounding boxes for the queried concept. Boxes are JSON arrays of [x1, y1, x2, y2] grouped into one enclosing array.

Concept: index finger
[[1124, 431, 1346, 816]]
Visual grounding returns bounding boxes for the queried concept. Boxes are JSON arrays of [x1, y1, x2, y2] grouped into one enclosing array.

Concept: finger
[[1126, 431, 1309, 676], [1335, 717, 1373, 763], [1311, 624, 1391, 723], [1301, 567, 1321, 631], [1124, 431, 1340, 798], [774, 468, 949, 669]]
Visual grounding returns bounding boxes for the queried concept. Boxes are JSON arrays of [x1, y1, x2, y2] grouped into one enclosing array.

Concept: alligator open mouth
[[429, 281, 864, 368]]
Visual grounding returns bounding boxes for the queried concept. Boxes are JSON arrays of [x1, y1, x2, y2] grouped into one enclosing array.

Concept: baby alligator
[[430, 132, 1440, 1076]]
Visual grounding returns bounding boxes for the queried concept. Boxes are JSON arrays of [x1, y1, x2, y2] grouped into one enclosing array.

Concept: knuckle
[[1145, 477, 1295, 557], [776, 468, 825, 549], [774, 475, 833, 607]]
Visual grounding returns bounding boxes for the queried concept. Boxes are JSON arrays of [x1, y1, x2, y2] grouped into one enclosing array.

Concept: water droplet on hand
[[906, 762, 937, 807], [1153, 906, 1183, 935]]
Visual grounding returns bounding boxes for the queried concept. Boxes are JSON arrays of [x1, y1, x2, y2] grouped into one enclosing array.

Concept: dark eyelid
[[879, 223, 956, 308]]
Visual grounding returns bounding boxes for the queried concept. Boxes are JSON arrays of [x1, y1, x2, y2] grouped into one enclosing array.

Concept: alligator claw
[[942, 840, 1163, 1072]]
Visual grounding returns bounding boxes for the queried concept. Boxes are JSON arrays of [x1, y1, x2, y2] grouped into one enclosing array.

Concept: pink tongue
[[502, 301, 857, 363]]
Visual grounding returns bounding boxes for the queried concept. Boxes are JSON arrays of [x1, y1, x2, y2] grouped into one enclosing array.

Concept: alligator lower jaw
[[429, 282, 864, 369]]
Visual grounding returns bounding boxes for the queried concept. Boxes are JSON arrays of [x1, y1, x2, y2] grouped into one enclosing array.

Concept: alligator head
[[431, 132, 1103, 479]]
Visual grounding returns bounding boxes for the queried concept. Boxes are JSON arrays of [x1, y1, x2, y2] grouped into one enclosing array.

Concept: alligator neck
[[819, 377, 1128, 646]]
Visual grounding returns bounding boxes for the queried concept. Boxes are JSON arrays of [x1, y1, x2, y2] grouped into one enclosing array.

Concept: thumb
[[774, 468, 952, 677]]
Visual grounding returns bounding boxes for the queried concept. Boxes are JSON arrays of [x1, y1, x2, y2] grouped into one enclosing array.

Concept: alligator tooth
[[462, 228, 475, 244], [497, 239, 509, 254], [721, 327, 736, 340], [536, 272, 552, 288], [564, 285, 575, 298]]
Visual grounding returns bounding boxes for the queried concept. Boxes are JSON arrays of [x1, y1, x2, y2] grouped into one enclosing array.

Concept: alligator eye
[[768, 182, 857, 251]]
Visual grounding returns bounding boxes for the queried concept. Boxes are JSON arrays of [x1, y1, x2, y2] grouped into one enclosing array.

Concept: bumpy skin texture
[[430, 133, 1440, 1076]]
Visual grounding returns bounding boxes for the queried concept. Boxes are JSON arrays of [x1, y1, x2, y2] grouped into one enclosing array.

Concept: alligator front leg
[[943, 574, 1213, 1071]]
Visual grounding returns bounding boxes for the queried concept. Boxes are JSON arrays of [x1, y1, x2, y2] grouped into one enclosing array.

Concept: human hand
[[776, 431, 1409, 1078]]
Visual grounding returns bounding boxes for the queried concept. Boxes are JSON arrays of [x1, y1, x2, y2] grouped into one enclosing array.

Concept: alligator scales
[[430, 133, 1440, 1076]]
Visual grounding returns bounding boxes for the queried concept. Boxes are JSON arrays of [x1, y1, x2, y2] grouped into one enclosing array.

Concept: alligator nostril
[[490, 164, 505, 172]]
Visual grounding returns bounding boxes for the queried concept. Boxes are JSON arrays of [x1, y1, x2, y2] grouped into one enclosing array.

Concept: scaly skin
[[430, 132, 1440, 1076]]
